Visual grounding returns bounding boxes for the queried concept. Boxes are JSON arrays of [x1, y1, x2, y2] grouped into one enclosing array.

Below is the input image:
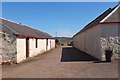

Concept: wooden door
[[26, 38, 29, 58], [46, 39, 48, 51]]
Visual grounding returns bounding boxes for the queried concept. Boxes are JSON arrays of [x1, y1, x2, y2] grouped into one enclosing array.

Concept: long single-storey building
[[0, 18, 55, 63], [73, 5, 120, 61]]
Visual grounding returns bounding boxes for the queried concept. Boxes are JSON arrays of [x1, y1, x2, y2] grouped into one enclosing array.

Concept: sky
[[2, 2, 118, 37]]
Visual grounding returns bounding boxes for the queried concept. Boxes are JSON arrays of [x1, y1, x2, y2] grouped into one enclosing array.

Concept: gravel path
[[2, 46, 118, 78]]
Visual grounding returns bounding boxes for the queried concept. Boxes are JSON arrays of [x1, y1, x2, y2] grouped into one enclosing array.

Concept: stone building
[[0, 18, 55, 64], [73, 5, 120, 61]]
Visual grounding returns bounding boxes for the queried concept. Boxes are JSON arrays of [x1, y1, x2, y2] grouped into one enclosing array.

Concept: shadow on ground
[[61, 47, 99, 62]]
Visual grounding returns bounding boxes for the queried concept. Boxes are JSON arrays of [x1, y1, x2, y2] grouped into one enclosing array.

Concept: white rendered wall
[[46, 39, 55, 51], [29, 38, 46, 57], [16, 38, 26, 63], [73, 32, 85, 52], [85, 25, 101, 60], [50, 39, 55, 49], [16, 38, 55, 62], [73, 25, 102, 60], [47, 39, 51, 51]]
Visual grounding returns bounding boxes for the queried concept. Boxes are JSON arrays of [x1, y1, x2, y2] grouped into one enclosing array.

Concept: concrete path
[[2, 46, 118, 78]]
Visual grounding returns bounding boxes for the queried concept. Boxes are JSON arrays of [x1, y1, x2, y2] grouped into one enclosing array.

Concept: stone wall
[[0, 25, 17, 63], [0, 25, 2, 64], [101, 37, 119, 60], [100, 23, 119, 60]]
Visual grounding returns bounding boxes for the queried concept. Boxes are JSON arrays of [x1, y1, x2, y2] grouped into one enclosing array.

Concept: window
[[36, 38, 38, 48]]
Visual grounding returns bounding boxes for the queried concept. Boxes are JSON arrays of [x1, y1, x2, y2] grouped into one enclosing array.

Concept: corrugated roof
[[73, 5, 119, 38], [1, 18, 54, 39]]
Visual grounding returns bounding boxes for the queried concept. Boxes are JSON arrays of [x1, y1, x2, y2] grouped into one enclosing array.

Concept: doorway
[[26, 38, 29, 58]]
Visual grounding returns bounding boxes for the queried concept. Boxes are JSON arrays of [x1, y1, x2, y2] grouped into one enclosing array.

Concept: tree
[[55, 39, 60, 47]]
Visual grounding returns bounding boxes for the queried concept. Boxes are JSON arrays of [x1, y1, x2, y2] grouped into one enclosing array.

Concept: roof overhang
[[73, 22, 120, 38], [16, 34, 55, 39]]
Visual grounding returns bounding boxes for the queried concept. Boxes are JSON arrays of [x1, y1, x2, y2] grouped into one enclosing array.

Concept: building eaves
[[1, 18, 54, 39], [73, 5, 119, 38]]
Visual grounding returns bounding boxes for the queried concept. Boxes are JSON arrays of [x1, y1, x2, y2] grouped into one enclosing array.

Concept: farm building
[[73, 5, 120, 61], [0, 18, 55, 64]]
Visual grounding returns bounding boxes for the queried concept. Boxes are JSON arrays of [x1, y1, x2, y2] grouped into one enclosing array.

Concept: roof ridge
[[73, 3, 120, 38], [1, 18, 54, 39], [73, 7, 113, 37], [1, 18, 21, 25], [1, 18, 44, 34], [1, 18, 36, 30], [100, 4, 119, 23]]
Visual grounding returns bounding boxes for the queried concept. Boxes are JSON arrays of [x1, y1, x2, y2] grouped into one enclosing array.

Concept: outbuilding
[[73, 5, 120, 61], [0, 18, 55, 63]]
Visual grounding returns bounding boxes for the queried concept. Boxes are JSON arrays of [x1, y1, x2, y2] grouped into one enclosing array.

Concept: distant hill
[[54, 37, 73, 46], [55, 37, 72, 40]]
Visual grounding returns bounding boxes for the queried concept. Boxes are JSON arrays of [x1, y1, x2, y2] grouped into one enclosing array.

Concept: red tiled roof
[[1, 18, 54, 39]]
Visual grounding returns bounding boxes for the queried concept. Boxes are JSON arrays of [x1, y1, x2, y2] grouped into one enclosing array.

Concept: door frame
[[26, 38, 29, 58], [46, 39, 48, 51]]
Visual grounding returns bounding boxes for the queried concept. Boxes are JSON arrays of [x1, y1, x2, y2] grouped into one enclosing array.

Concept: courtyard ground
[[2, 46, 118, 78]]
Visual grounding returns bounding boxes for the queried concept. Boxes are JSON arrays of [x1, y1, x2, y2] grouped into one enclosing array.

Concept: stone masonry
[[0, 25, 17, 63], [101, 37, 120, 60]]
